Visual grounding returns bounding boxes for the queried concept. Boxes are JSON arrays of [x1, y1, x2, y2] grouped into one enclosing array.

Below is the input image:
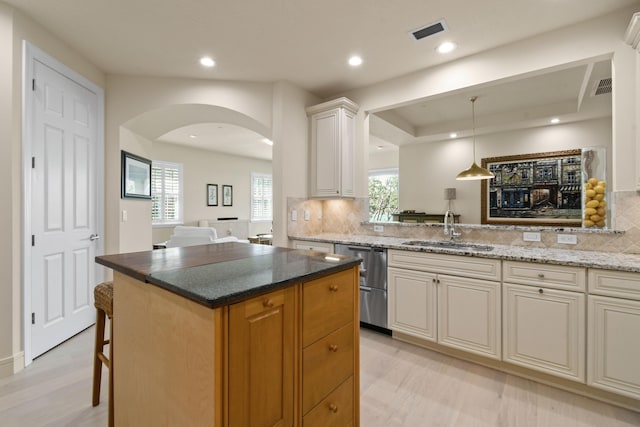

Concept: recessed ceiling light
[[262, 138, 273, 146], [199, 56, 215, 67], [449, 133, 457, 138], [550, 118, 560, 124], [189, 134, 197, 139], [436, 42, 456, 54], [348, 56, 363, 67], [376, 145, 383, 150]]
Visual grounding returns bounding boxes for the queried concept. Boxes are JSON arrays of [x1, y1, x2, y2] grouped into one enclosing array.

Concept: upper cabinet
[[306, 97, 359, 198]]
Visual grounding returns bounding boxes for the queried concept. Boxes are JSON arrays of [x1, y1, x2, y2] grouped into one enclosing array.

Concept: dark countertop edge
[[96, 260, 147, 282], [290, 235, 640, 273], [146, 260, 360, 309]]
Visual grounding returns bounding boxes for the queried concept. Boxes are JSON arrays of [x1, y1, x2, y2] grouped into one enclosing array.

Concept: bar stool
[[92, 281, 114, 427]]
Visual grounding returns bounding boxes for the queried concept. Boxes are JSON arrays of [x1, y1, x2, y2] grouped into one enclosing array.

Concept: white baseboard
[[0, 351, 25, 378]]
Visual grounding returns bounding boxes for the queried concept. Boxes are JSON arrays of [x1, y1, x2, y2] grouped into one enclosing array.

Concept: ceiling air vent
[[410, 19, 447, 41], [592, 77, 612, 96]]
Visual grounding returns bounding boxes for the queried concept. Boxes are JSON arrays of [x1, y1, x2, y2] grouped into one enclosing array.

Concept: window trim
[[151, 160, 184, 227]]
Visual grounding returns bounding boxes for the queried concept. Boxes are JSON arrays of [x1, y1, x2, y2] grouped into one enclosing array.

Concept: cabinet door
[[228, 286, 296, 427], [438, 275, 501, 359], [503, 283, 585, 381], [310, 109, 341, 197], [388, 267, 437, 341], [588, 295, 640, 399]]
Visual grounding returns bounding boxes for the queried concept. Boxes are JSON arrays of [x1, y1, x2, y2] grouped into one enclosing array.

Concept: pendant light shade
[[456, 96, 494, 180]]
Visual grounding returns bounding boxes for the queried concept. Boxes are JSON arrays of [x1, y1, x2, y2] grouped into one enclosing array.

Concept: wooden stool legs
[[92, 304, 113, 427]]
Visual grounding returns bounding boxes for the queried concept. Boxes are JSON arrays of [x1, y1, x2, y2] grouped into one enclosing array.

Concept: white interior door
[[29, 57, 100, 358]]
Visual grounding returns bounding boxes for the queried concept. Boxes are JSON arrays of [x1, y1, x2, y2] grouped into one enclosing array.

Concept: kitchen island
[[96, 242, 361, 426]]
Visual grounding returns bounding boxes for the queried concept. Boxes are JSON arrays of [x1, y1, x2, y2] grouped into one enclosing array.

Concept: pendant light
[[456, 96, 494, 180]]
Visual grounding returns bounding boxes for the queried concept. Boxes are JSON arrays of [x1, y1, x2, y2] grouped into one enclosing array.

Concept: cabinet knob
[[263, 298, 274, 308], [537, 273, 545, 279], [329, 344, 339, 352], [329, 284, 339, 292], [538, 288, 544, 294], [328, 403, 339, 413]]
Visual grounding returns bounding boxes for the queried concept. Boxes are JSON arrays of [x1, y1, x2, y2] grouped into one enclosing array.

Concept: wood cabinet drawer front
[[303, 376, 354, 427], [588, 269, 640, 300], [503, 261, 586, 291], [302, 322, 354, 414], [303, 268, 355, 347], [388, 249, 501, 281]]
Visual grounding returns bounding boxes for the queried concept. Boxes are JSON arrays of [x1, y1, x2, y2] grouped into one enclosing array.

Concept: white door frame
[[22, 41, 105, 365]]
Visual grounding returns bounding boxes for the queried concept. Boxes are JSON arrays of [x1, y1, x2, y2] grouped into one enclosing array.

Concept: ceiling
[[6, 0, 633, 159]]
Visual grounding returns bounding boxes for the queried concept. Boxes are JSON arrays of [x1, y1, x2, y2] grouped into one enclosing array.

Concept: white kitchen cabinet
[[503, 282, 585, 382], [588, 269, 640, 400], [306, 97, 358, 198], [438, 274, 501, 359], [387, 250, 502, 360], [388, 267, 437, 341], [291, 239, 334, 253], [502, 261, 586, 382]]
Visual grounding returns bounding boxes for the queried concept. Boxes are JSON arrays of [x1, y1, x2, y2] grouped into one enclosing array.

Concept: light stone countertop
[[290, 234, 640, 273]]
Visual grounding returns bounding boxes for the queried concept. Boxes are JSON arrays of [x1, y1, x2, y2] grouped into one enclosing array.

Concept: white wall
[[400, 118, 612, 223], [369, 149, 399, 171], [340, 6, 638, 199], [151, 142, 272, 243]]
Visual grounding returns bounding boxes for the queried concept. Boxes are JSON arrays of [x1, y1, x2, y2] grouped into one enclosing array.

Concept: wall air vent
[[592, 77, 612, 96], [410, 19, 447, 41]]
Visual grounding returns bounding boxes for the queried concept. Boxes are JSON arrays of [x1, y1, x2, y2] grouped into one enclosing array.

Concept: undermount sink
[[402, 240, 494, 252]]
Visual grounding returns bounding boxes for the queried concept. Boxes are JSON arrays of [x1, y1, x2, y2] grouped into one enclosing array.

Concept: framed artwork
[[223, 185, 233, 206], [480, 149, 582, 226], [207, 184, 218, 206], [121, 150, 152, 199]]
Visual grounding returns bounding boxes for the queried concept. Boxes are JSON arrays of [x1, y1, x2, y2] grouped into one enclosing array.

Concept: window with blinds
[[151, 161, 183, 225], [251, 172, 273, 221]]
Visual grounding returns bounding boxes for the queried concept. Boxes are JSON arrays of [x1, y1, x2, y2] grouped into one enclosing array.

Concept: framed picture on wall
[[480, 149, 583, 226], [121, 150, 152, 199], [207, 184, 218, 206], [223, 185, 233, 206]]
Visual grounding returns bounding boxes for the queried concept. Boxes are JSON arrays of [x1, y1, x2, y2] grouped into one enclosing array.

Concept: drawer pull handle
[[263, 298, 274, 308], [539, 288, 543, 294], [537, 273, 545, 279], [329, 344, 339, 352], [329, 284, 339, 292], [328, 403, 339, 413]]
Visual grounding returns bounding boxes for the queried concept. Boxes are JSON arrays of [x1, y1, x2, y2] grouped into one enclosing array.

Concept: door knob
[[89, 234, 100, 241]]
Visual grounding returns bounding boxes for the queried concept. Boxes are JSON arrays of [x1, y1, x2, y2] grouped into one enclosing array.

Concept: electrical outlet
[[291, 210, 297, 221], [317, 211, 322, 220], [122, 209, 127, 222], [523, 232, 540, 242], [304, 210, 310, 221], [373, 225, 384, 232], [557, 234, 577, 245]]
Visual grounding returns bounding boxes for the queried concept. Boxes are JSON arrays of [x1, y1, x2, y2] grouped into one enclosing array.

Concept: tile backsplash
[[288, 191, 640, 255]]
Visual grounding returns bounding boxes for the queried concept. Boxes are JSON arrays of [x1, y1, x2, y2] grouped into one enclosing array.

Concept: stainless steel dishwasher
[[334, 243, 389, 333]]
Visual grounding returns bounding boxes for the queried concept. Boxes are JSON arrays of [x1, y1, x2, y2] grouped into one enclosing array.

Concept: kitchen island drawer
[[302, 322, 354, 414], [588, 269, 640, 300], [503, 260, 586, 291], [303, 268, 355, 347], [303, 376, 354, 427]]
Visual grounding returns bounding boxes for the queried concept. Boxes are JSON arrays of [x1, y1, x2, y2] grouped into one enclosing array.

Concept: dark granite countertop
[[96, 242, 360, 308]]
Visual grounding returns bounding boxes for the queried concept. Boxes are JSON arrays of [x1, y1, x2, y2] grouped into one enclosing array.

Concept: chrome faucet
[[443, 210, 461, 240]]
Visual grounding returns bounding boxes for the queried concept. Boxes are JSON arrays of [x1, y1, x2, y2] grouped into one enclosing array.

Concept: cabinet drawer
[[293, 240, 334, 253], [302, 322, 354, 414], [503, 260, 586, 291], [388, 249, 501, 281], [588, 269, 640, 301], [303, 268, 355, 347], [303, 376, 354, 427]]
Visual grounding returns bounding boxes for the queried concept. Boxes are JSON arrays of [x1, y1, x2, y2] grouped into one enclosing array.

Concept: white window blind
[[151, 161, 183, 225], [251, 173, 273, 221]]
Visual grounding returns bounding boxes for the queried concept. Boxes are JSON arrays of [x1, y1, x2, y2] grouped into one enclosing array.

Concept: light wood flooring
[[0, 326, 638, 426]]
